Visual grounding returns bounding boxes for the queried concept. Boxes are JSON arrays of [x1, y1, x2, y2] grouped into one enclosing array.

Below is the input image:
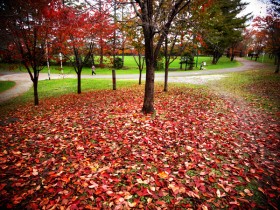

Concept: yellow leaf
[[128, 201, 137, 207], [244, 189, 253, 196], [158, 171, 168, 179]]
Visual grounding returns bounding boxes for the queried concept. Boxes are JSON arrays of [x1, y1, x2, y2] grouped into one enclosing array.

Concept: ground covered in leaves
[[0, 85, 279, 209]]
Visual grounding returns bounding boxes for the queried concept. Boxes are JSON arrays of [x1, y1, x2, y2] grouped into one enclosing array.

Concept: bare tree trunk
[[230, 47, 235, 61], [275, 54, 280, 74], [139, 69, 142, 85], [142, 64, 155, 113], [164, 36, 168, 92], [77, 71, 82, 94], [142, 30, 155, 113], [100, 42, 104, 66], [33, 77, 39, 106], [164, 65, 168, 92]]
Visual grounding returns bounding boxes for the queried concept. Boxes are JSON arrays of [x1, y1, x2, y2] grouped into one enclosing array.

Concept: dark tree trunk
[[212, 51, 217, 64], [275, 54, 280, 74], [231, 54, 235, 61], [212, 55, 217, 64], [77, 71, 81, 94], [139, 69, 142, 85], [100, 44, 104, 66], [142, 67, 155, 113], [164, 36, 169, 92], [164, 65, 168, 92], [255, 53, 259, 61], [138, 55, 143, 85], [142, 28, 155, 113], [212, 51, 222, 64], [33, 77, 39, 106]]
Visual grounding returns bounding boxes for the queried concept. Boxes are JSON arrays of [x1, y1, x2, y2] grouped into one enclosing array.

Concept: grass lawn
[[0, 81, 16, 93], [245, 54, 276, 65], [0, 79, 137, 113], [0, 65, 279, 209], [0, 56, 241, 75], [210, 67, 280, 116]]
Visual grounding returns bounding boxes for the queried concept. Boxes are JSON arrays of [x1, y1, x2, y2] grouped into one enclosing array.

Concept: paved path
[[0, 58, 268, 103]]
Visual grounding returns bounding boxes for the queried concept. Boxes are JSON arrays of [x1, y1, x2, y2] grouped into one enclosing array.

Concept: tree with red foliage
[[84, 0, 116, 67], [49, 2, 115, 93], [0, 0, 56, 105], [253, 14, 280, 73]]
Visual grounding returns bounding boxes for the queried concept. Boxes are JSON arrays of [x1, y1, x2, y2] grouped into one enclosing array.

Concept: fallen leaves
[[32, 168, 39, 176], [158, 171, 169, 179], [0, 85, 279, 209]]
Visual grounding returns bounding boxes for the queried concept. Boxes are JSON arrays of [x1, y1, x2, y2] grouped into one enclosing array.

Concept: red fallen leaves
[[0, 86, 279, 209]]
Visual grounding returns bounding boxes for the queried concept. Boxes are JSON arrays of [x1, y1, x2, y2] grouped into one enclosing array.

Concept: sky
[[240, 0, 269, 18]]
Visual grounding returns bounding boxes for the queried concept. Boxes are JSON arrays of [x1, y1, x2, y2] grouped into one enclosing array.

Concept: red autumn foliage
[[0, 85, 279, 209]]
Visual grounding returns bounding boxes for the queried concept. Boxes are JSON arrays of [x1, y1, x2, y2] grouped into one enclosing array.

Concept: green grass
[[168, 56, 241, 70], [0, 78, 138, 113], [245, 54, 276, 65], [0, 56, 241, 75], [211, 67, 280, 115], [0, 81, 16, 93]]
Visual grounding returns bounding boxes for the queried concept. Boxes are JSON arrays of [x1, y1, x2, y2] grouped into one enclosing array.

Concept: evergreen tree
[[198, 0, 250, 64]]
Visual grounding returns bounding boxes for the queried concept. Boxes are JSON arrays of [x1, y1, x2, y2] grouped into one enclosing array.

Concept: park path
[[0, 58, 269, 103]]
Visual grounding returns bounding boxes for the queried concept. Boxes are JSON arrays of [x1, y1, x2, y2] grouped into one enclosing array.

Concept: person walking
[[92, 65, 96, 75]]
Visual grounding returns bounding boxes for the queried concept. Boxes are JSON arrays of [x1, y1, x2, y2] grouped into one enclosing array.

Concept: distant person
[[91, 65, 96, 75]]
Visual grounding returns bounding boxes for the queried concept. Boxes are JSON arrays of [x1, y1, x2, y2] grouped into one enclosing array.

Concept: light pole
[[262, 52, 265, 63], [59, 52, 64, 78], [46, 42, 51, 80]]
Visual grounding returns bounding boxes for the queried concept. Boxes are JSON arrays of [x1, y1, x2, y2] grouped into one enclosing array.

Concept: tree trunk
[[231, 54, 235, 61], [164, 36, 168, 92], [33, 77, 39, 106], [275, 54, 280, 74], [164, 65, 168, 92], [142, 63, 155, 113], [77, 71, 82, 94], [100, 44, 104, 66], [212, 51, 222, 64], [142, 32, 155, 113], [139, 69, 142, 85], [212, 55, 217, 64]]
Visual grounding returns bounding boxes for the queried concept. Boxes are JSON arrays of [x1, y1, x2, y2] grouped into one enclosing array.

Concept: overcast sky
[[241, 0, 268, 18]]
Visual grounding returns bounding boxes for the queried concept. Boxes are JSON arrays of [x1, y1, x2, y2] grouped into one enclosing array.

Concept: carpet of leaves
[[0, 85, 279, 209]]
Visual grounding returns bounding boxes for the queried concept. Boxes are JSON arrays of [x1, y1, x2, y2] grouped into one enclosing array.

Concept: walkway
[[0, 58, 268, 103]]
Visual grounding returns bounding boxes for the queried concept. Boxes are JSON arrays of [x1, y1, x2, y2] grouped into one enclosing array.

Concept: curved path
[[0, 58, 268, 103]]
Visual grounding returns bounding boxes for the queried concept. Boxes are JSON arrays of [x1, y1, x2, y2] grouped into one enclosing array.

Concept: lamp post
[[46, 42, 50, 80], [59, 52, 64, 78], [262, 52, 265, 63]]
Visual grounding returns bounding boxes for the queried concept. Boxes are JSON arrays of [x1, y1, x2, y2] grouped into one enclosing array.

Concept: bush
[[155, 61, 164, 70], [113, 57, 124, 69]]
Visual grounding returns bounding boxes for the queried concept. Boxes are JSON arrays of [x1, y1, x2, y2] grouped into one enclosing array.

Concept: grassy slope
[[0, 81, 16, 93], [209, 67, 280, 116]]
